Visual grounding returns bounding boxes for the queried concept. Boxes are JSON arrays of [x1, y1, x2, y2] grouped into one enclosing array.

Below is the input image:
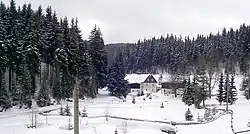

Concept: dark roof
[[143, 75, 157, 83], [161, 82, 184, 89]]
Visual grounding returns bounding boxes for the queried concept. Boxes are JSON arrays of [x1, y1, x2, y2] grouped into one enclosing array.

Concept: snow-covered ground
[[1, 75, 250, 134]]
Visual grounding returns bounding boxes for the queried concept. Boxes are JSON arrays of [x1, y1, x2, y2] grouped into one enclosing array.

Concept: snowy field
[[1, 75, 250, 134]]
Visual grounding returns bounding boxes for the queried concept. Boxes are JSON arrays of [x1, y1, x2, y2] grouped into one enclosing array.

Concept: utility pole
[[74, 76, 80, 134]]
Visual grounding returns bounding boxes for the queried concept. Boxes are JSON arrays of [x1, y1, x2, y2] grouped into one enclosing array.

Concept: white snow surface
[[1, 75, 250, 134]]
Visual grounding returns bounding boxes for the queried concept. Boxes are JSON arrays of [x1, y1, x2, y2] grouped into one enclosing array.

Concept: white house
[[125, 73, 184, 95], [125, 74, 171, 93], [140, 74, 158, 93]]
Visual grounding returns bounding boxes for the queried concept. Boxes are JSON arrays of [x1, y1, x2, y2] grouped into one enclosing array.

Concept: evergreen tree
[[22, 3, 41, 96], [65, 103, 71, 116], [36, 66, 50, 107], [228, 75, 238, 105], [0, 73, 11, 111], [18, 65, 32, 109], [216, 73, 225, 105], [89, 25, 107, 95], [107, 52, 128, 98], [223, 73, 230, 103], [182, 77, 195, 106]]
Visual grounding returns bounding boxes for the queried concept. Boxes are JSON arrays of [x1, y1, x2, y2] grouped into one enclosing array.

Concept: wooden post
[[74, 77, 79, 134]]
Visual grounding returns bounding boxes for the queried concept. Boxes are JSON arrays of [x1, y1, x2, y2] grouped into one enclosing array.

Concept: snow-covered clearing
[[1, 75, 250, 134]]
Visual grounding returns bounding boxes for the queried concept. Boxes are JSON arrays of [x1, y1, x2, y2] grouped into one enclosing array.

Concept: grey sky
[[3, 0, 250, 43]]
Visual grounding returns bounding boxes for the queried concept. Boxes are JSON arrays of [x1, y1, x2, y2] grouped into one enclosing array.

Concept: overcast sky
[[3, 0, 250, 43]]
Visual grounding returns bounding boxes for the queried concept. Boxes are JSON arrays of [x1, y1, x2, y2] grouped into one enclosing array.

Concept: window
[[146, 84, 148, 86], [152, 84, 154, 86]]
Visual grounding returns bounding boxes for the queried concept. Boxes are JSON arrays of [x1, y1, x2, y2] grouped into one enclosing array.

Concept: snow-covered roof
[[125, 74, 171, 84]]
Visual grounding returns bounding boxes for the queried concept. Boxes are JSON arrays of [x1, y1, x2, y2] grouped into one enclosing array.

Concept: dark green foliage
[[107, 24, 250, 75], [216, 73, 225, 105], [82, 106, 87, 117], [107, 52, 129, 98], [36, 83, 50, 107], [228, 75, 237, 104], [65, 103, 71, 116], [132, 97, 136, 104], [89, 25, 107, 92], [18, 65, 32, 109], [160, 102, 164, 108], [59, 104, 64, 116], [52, 81, 63, 103], [223, 74, 230, 103], [185, 108, 193, 121], [182, 78, 195, 106], [0, 71, 11, 111]]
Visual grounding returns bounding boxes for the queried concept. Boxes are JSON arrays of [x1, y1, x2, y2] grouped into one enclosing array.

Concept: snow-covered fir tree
[[89, 25, 107, 96], [107, 52, 128, 98], [182, 78, 195, 106], [217, 73, 225, 105], [228, 75, 238, 105], [223, 74, 230, 103]]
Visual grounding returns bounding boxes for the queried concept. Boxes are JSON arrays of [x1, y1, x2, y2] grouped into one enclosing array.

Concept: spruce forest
[[1, 0, 250, 110], [0, 0, 107, 109], [107, 25, 250, 75]]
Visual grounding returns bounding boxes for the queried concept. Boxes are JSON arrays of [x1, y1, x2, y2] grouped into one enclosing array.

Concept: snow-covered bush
[[160, 102, 164, 108], [204, 108, 214, 121], [132, 97, 136, 104], [197, 113, 204, 122], [185, 108, 193, 121]]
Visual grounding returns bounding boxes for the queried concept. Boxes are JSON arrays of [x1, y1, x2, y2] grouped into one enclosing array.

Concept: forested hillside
[[0, 0, 107, 110], [107, 25, 250, 75]]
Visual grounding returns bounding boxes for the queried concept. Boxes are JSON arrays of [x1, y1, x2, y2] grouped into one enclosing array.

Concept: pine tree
[[223, 73, 230, 103], [52, 81, 63, 103], [18, 65, 32, 109], [36, 83, 50, 107], [216, 73, 225, 105], [229, 75, 237, 105], [23, 3, 41, 96], [82, 106, 87, 117], [0, 72, 11, 111], [107, 52, 128, 98], [0, 1, 10, 111], [160, 102, 164, 108], [59, 104, 64, 116], [65, 103, 71, 116], [182, 77, 195, 106], [132, 97, 136, 104], [89, 25, 107, 95]]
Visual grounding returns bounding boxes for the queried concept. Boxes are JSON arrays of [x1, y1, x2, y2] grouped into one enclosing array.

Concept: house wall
[[140, 83, 157, 93]]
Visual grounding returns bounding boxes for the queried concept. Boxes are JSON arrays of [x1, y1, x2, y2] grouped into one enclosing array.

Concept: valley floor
[[1, 75, 250, 134]]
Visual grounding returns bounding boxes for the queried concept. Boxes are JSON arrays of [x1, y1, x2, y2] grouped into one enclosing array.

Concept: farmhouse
[[125, 74, 184, 95]]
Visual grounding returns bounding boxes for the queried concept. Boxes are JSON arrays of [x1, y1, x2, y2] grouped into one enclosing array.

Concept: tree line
[[107, 24, 250, 76], [0, 0, 107, 110]]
